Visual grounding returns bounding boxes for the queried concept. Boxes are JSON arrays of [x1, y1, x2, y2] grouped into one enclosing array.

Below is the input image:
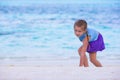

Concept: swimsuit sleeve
[[79, 33, 87, 41]]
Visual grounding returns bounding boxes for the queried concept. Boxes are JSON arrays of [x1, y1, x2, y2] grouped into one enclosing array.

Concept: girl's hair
[[74, 19, 87, 31]]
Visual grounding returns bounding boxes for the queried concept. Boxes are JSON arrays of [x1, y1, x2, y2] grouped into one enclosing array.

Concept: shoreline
[[0, 58, 120, 67]]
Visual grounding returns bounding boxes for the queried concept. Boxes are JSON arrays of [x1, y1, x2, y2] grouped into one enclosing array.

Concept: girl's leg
[[89, 52, 102, 67], [79, 54, 88, 67], [78, 47, 84, 66], [84, 54, 89, 67], [78, 47, 88, 67], [79, 53, 84, 66]]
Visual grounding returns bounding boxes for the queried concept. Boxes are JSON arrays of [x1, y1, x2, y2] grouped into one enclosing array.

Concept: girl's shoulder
[[87, 28, 98, 32], [87, 28, 99, 34], [87, 28, 99, 42]]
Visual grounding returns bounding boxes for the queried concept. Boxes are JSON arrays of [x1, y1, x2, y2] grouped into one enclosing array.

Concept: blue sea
[[0, 0, 120, 61]]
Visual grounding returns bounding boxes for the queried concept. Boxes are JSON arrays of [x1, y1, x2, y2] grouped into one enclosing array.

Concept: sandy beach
[[0, 59, 120, 80]]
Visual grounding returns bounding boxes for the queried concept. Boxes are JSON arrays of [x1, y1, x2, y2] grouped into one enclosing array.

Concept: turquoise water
[[0, 1, 120, 60]]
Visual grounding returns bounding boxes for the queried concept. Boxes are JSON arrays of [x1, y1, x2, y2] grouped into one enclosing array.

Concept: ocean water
[[0, 1, 120, 61]]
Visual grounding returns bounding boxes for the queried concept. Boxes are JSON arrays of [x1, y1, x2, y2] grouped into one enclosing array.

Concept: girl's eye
[[74, 29, 82, 32], [75, 30, 77, 32]]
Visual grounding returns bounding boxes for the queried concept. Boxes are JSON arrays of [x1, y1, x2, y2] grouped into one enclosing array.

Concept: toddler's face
[[74, 26, 86, 37]]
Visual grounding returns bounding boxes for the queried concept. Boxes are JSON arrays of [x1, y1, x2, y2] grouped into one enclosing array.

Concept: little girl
[[74, 19, 105, 67]]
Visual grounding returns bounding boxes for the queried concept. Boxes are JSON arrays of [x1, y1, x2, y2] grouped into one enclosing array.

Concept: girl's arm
[[81, 36, 89, 54]]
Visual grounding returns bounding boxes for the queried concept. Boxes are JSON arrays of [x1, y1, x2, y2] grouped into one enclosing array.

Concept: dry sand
[[0, 59, 120, 80]]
